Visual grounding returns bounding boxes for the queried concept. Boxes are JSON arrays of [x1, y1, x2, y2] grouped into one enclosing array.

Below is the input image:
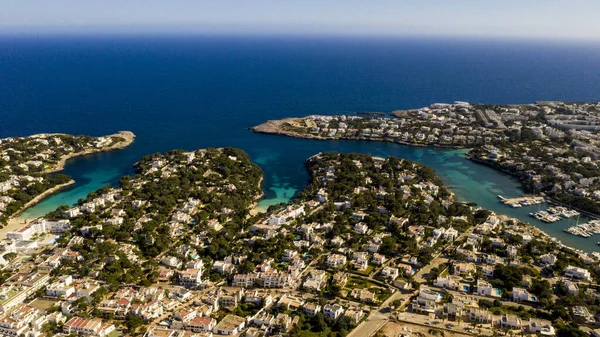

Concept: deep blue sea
[[1, 35, 599, 251]]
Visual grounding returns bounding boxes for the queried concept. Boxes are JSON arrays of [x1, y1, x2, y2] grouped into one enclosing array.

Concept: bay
[[1, 35, 599, 252]]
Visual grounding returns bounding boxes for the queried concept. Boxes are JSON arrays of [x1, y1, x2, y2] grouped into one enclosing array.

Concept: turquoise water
[[21, 137, 594, 252], [2, 36, 600, 252]]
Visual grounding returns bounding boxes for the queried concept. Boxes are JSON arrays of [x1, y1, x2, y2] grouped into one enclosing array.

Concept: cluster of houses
[[476, 141, 600, 206], [140, 287, 366, 337], [137, 154, 464, 335], [0, 272, 50, 313], [0, 304, 70, 337], [541, 101, 600, 132], [410, 211, 600, 332], [411, 287, 556, 335], [471, 103, 600, 226], [294, 101, 514, 146]]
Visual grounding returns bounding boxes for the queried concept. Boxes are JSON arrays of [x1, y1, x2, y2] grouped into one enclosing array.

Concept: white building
[[353, 223, 369, 235], [499, 314, 522, 329], [180, 268, 204, 287], [64, 207, 81, 218], [64, 317, 116, 336], [0, 305, 41, 336], [539, 253, 557, 266], [564, 266, 591, 281], [268, 206, 305, 226], [528, 319, 555, 336], [381, 266, 399, 280], [161, 256, 183, 269], [323, 304, 344, 320], [326, 254, 347, 268], [6, 219, 71, 242], [212, 315, 246, 335], [513, 287, 535, 302], [46, 275, 75, 299], [476, 280, 500, 298]]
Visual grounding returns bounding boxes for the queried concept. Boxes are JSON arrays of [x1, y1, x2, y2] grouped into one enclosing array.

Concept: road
[[347, 318, 388, 337]]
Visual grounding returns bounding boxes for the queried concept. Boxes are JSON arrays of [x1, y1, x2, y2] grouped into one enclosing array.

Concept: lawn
[[346, 276, 378, 289], [351, 265, 374, 276]]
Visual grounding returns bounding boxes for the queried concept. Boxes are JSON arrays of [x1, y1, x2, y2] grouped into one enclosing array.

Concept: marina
[[496, 194, 582, 225]]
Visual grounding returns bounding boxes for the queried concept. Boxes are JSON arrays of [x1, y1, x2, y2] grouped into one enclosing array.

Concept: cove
[[18, 133, 597, 253]]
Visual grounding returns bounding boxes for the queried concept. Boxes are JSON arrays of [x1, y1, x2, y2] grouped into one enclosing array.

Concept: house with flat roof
[[213, 314, 246, 336], [565, 266, 591, 281], [323, 304, 344, 320]]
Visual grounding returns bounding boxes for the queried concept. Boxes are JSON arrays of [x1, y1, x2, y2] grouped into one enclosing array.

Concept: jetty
[[497, 195, 544, 208]]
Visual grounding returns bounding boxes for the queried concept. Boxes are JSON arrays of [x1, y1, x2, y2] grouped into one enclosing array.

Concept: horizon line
[[2, 33, 600, 47], [2, 25, 600, 44]]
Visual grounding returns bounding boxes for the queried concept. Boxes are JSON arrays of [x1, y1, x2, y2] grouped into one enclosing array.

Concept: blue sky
[[2, 0, 599, 40]]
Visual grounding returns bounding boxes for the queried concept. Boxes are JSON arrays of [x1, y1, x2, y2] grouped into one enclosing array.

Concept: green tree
[[125, 315, 144, 334]]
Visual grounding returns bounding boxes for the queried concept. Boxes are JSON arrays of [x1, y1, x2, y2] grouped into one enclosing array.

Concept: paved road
[[347, 318, 388, 337]]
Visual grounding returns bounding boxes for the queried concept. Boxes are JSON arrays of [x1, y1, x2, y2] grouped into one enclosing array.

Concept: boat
[[565, 219, 600, 239]]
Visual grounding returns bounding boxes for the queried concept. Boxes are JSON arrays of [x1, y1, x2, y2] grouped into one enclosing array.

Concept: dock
[[498, 195, 545, 208]]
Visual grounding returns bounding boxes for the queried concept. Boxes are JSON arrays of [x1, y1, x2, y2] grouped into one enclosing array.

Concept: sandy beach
[[0, 180, 75, 238]]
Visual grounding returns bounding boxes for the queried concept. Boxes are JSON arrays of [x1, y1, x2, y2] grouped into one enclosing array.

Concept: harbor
[[497, 195, 582, 224]]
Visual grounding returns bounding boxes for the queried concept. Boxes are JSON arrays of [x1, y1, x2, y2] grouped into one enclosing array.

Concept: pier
[[497, 195, 545, 208]]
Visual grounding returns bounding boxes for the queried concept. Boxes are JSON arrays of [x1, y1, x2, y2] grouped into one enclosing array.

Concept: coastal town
[[0, 141, 598, 337], [252, 101, 600, 242], [0, 131, 135, 226]]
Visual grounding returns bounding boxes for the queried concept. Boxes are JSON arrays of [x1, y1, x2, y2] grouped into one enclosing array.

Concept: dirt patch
[[30, 298, 58, 311], [379, 321, 466, 337]]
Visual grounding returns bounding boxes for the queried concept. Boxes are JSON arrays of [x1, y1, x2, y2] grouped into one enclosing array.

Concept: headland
[[252, 101, 600, 243]]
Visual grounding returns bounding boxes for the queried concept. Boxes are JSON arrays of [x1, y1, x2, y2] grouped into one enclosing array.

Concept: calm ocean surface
[[1, 35, 599, 251]]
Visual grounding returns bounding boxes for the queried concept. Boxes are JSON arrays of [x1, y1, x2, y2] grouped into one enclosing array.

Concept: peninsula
[[0, 131, 135, 226], [0, 146, 598, 337], [252, 101, 600, 238]]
